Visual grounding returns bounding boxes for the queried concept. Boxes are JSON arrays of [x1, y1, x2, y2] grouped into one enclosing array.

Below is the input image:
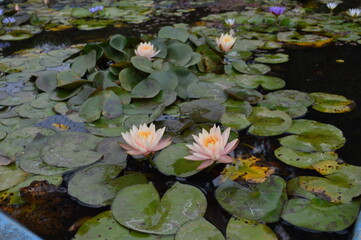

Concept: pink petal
[[184, 154, 208, 161], [118, 143, 134, 151], [222, 139, 239, 155], [197, 160, 215, 170], [153, 137, 172, 151], [217, 155, 234, 164]]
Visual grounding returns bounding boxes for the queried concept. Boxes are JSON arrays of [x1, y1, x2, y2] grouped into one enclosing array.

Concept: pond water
[[0, 0, 361, 240]]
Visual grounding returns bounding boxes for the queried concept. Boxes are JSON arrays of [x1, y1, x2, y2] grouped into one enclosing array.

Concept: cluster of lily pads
[[0, 21, 359, 239]]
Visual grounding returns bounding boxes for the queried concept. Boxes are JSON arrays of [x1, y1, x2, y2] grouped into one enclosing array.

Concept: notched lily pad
[[112, 182, 207, 235], [309, 92, 355, 113], [226, 217, 278, 240]]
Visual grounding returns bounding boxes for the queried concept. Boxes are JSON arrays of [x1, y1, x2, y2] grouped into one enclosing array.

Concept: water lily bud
[[216, 33, 236, 52]]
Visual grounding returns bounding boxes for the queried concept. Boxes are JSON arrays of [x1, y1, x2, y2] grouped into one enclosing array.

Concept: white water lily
[[225, 18, 235, 26], [185, 125, 239, 170], [119, 123, 172, 156], [346, 8, 361, 18], [134, 42, 160, 60], [326, 2, 339, 10], [216, 33, 236, 52]]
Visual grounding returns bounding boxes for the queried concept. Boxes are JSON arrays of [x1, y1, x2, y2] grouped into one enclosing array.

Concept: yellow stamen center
[[224, 36, 232, 42], [204, 136, 218, 146], [141, 46, 151, 50], [138, 130, 151, 139]]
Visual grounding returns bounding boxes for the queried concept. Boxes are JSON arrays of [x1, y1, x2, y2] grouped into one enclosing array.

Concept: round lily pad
[[225, 87, 263, 104], [232, 60, 271, 75], [0, 164, 30, 191], [248, 107, 292, 136], [40, 131, 103, 168], [220, 111, 250, 130], [187, 81, 228, 103], [19, 134, 75, 175], [68, 164, 147, 206], [73, 211, 174, 240], [0, 91, 36, 106], [175, 217, 225, 240], [215, 176, 286, 222], [254, 53, 289, 64], [96, 137, 128, 166], [309, 92, 355, 113], [154, 143, 201, 177], [282, 178, 361, 232], [274, 146, 338, 169], [235, 75, 285, 90], [180, 99, 225, 123], [112, 182, 207, 235], [279, 119, 345, 152], [226, 217, 277, 240]]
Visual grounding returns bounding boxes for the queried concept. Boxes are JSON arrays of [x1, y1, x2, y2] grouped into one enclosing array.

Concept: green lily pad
[[35, 70, 58, 92], [196, 44, 223, 73], [180, 99, 225, 123], [68, 164, 147, 206], [73, 211, 174, 240], [57, 70, 89, 90], [220, 111, 250, 130], [167, 42, 193, 66], [248, 107, 292, 136], [187, 81, 228, 103], [71, 50, 97, 77], [86, 116, 127, 137], [149, 71, 179, 90], [259, 90, 314, 118], [0, 91, 36, 106], [225, 87, 263, 104], [19, 134, 74, 175], [40, 132, 103, 168], [14, 103, 55, 119], [254, 53, 289, 64], [96, 137, 128, 166], [298, 160, 361, 203], [309, 92, 355, 113], [232, 60, 271, 75], [0, 30, 34, 41], [274, 146, 338, 169], [173, 67, 198, 99], [131, 56, 155, 73], [118, 67, 144, 91], [79, 90, 123, 122], [154, 143, 201, 177], [236, 75, 285, 90], [277, 31, 333, 47], [226, 217, 277, 240], [0, 164, 30, 191], [221, 98, 252, 116], [112, 182, 207, 235], [282, 177, 361, 232], [158, 26, 189, 42], [279, 120, 345, 152], [215, 176, 286, 222], [175, 217, 225, 240], [131, 78, 161, 98]]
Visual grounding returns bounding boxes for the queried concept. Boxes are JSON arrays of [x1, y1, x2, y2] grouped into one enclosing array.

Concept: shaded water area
[[0, 0, 361, 240]]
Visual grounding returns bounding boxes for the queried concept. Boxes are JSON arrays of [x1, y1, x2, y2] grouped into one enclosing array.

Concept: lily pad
[[309, 92, 355, 113], [73, 211, 174, 240], [254, 53, 289, 64], [187, 81, 228, 103], [220, 111, 250, 130], [19, 134, 75, 175], [225, 87, 263, 104], [68, 164, 147, 206], [0, 164, 30, 191], [112, 182, 207, 235], [96, 137, 128, 166], [232, 60, 271, 75], [226, 217, 277, 240], [158, 26, 189, 42], [282, 177, 361, 231], [215, 176, 286, 222], [236, 74, 285, 90], [248, 107, 292, 136], [154, 143, 201, 177], [180, 99, 225, 123], [40, 132, 103, 168], [175, 217, 225, 240], [279, 120, 345, 152]]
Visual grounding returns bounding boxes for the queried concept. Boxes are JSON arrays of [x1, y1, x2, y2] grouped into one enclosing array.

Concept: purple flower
[[269, 6, 285, 16], [2, 17, 16, 25], [88, 5, 104, 13], [0, 9, 4, 16]]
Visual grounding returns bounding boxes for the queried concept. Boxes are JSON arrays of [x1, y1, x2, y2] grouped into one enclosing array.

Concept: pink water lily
[[119, 123, 172, 156], [185, 125, 239, 170], [134, 42, 160, 60]]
